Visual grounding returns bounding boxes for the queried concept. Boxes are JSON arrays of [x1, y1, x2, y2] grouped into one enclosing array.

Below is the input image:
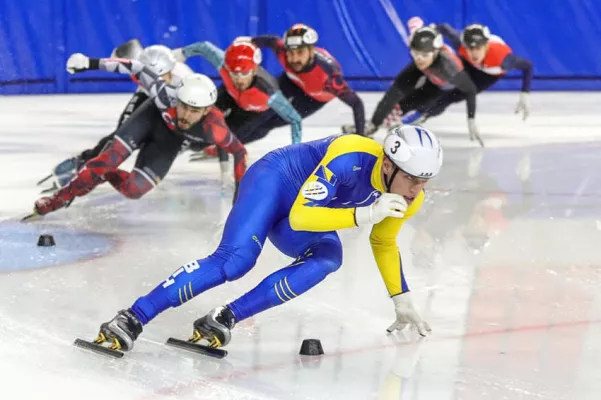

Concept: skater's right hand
[[354, 193, 407, 226], [66, 53, 90, 74], [387, 292, 431, 337], [467, 118, 484, 147], [220, 161, 234, 194], [407, 17, 424, 33], [515, 92, 530, 121]]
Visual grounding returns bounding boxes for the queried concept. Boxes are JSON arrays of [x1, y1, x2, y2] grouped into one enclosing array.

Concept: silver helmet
[[138, 45, 176, 75]]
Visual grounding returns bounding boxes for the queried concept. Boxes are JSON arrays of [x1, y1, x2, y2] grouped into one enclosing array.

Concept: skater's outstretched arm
[[435, 23, 462, 50], [501, 54, 533, 92], [325, 71, 366, 136], [179, 41, 225, 70], [66, 53, 175, 111], [251, 35, 283, 52], [267, 91, 303, 143], [202, 110, 247, 183], [447, 70, 478, 119], [371, 63, 423, 128], [370, 191, 424, 296]]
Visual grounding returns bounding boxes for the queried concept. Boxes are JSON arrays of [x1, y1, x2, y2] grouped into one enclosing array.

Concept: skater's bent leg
[[105, 133, 181, 199], [104, 168, 155, 199], [228, 232, 343, 321], [130, 161, 287, 324], [56, 137, 133, 199]]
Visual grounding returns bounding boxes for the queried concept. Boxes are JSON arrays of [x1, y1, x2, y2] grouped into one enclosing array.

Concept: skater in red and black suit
[[422, 23, 533, 120], [28, 54, 247, 218], [250, 23, 365, 136]]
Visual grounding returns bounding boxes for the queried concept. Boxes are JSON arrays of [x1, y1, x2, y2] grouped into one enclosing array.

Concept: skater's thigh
[[219, 160, 290, 250], [134, 126, 181, 184], [268, 216, 341, 259], [114, 99, 161, 151], [117, 90, 150, 127]]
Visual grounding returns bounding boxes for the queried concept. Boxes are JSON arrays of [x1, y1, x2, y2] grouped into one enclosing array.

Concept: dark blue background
[[1, 0, 599, 94]]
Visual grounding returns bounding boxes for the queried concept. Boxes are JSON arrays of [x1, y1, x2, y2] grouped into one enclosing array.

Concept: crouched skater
[[90, 125, 443, 353]]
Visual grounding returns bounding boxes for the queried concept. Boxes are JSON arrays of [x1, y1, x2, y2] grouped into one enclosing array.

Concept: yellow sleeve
[[288, 174, 357, 232], [369, 190, 424, 296], [289, 135, 383, 232]]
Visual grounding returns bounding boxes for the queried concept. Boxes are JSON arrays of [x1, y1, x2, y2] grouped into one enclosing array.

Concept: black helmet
[[409, 27, 443, 52], [461, 24, 491, 48], [283, 24, 319, 49]]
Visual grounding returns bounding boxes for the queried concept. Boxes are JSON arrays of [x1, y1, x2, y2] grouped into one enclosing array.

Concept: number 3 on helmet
[[383, 125, 443, 179]]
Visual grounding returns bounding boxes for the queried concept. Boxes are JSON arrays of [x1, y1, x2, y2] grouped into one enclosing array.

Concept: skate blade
[[189, 155, 216, 162], [165, 337, 227, 359], [39, 183, 59, 194], [73, 338, 124, 359], [36, 174, 53, 186], [21, 212, 41, 222]]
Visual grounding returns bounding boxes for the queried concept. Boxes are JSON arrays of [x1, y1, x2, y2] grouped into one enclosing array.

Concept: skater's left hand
[[66, 53, 90, 74], [220, 161, 234, 194], [387, 292, 431, 337], [515, 92, 530, 121], [467, 118, 484, 147], [407, 17, 424, 33]]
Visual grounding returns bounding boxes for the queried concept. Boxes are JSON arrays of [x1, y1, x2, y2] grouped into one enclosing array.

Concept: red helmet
[[224, 41, 262, 73]]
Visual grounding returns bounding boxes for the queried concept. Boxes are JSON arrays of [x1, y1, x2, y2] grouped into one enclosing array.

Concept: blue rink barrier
[[0, 0, 600, 94]]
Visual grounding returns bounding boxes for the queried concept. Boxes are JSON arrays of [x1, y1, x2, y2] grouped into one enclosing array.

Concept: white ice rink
[[1, 92, 601, 400]]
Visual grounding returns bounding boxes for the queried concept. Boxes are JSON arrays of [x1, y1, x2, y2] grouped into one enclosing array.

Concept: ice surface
[[1, 92, 601, 400]]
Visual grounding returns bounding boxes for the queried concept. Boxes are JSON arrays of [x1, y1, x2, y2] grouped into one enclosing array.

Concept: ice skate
[[37, 156, 83, 194], [165, 306, 234, 359], [95, 309, 143, 351], [190, 306, 236, 348], [74, 309, 143, 358], [23, 194, 73, 221], [32, 193, 74, 217]]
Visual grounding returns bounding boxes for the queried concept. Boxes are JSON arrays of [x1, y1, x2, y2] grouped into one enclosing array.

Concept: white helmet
[[138, 45, 176, 75], [383, 125, 443, 179], [176, 74, 218, 107]]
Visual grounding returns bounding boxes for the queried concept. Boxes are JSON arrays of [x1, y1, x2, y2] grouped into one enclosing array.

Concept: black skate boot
[[74, 309, 143, 358], [190, 306, 236, 348], [164, 306, 235, 359], [96, 309, 143, 351]]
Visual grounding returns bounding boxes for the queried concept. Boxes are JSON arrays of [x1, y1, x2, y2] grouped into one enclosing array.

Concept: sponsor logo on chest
[[302, 181, 328, 201]]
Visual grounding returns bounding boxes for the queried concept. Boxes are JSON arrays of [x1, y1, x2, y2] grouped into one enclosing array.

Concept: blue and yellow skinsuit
[[130, 134, 424, 324]]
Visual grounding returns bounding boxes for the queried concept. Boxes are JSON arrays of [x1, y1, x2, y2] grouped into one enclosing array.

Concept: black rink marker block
[[37, 234, 56, 247], [299, 339, 324, 356]]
